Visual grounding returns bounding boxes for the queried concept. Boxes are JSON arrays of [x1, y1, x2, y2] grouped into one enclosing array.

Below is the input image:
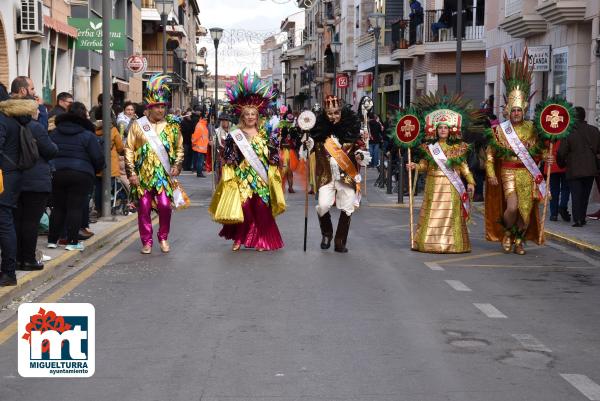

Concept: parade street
[[0, 172, 599, 401]]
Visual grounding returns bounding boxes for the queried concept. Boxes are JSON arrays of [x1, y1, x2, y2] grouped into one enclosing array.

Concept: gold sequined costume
[[485, 120, 544, 244], [414, 142, 475, 253]]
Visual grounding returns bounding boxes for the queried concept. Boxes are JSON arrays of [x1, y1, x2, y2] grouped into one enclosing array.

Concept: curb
[[0, 213, 139, 308]]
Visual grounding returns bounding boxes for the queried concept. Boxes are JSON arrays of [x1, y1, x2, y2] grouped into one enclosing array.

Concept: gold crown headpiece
[[324, 95, 341, 110], [503, 48, 532, 113]]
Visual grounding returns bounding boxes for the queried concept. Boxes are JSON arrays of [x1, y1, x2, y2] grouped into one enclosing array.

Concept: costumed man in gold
[[306, 95, 370, 253], [407, 94, 477, 253], [125, 74, 184, 254], [485, 51, 553, 255]]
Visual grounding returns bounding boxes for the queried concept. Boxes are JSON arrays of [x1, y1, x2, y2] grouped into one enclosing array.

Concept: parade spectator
[[431, 8, 452, 41], [0, 85, 39, 286], [48, 102, 104, 251], [116, 101, 137, 138], [90, 93, 116, 126], [557, 107, 600, 227], [14, 99, 58, 270], [10, 76, 48, 130], [191, 115, 209, 177], [49, 92, 74, 117], [409, 0, 424, 44], [548, 139, 570, 222], [93, 108, 124, 217], [368, 113, 384, 168], [180, 106, 199, 171]]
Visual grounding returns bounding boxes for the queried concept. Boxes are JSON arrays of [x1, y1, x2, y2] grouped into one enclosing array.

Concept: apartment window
[[552, 47, 568, 98], [505, 0, 522, 17]]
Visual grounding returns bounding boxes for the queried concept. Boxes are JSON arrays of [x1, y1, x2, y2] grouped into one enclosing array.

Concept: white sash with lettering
[[137, 116, 172, 172], [137, 117, 186, 208], [230, 129, 269, 184], [428, 142, 470, 218], [498, 120, 546, 198]]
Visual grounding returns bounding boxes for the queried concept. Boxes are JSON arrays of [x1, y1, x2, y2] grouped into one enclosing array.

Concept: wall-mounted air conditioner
[[20, 0, 44, 35]]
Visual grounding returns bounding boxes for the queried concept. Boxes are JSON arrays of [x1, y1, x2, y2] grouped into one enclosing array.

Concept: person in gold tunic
[[484, 51, 553, 255], [407, 96, 477, 253], [124, 74, 184, 254]]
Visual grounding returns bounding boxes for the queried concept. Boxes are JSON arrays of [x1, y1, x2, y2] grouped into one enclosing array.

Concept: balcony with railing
[[536, 0, 587, 25], [143, 50, 188, 83], [422, 7, 485, 52], [499, 0, 547, 38]]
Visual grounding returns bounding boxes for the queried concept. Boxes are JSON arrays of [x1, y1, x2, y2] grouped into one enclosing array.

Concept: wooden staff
[[407, 147, 415, 249], [538, 142, 553, 244], [303, 133, 309, 252]]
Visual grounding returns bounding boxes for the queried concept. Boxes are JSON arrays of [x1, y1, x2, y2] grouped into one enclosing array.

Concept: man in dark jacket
[[180, 107, 199, 171], [47, 92, 73, 131], [557, 107, 600, 227], [10, 76, 48, 130], [0, 97, 41, 286], [14, 110, 58, 270]]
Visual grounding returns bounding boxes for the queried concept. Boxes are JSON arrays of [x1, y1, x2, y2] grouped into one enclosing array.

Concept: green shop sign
[[68, 18, 126, 51]]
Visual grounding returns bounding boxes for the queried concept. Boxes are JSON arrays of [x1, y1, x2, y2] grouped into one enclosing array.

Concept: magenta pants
[[137, 189, 172, 246]]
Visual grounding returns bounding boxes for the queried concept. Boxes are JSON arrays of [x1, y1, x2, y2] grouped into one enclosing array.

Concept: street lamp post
[[330, 41, 342, 98], [174, 46, 187, 109], [155, 0, 172, 75], [292, 69, 297, 112], [304, 55, 315, 107], [368, 13, 385, 116], [210, 27, 224, 119], [283, 68, 289, 111]]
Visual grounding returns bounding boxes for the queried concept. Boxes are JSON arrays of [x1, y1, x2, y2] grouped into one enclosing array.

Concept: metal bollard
[[386, 152, 393, 194]]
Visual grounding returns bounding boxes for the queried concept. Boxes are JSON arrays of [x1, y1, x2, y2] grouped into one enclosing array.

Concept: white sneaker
[[41, 254, 52, 262], [47, 243, 58, 249]]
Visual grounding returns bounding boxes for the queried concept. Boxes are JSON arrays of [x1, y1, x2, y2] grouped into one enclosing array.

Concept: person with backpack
[[14, 98, 58, 271], [0, 89, 41, 286], [47, 102, 104, 251]]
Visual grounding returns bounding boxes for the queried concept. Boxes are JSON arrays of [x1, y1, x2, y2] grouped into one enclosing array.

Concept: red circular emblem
[[539, 104, 570, 136], [535, 174, 544, 184], [396, 115, 420, 144]]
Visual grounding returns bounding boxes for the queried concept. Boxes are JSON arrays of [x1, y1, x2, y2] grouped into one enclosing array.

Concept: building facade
[[488, 0, 599, 126]]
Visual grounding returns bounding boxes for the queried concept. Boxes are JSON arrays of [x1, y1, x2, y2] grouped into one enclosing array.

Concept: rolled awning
[[43, 16, 78, 38]]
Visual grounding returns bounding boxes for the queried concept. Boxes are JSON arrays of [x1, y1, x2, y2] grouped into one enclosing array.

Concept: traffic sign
[[336, 74, 349, 89], [126, 55, 147, 74]]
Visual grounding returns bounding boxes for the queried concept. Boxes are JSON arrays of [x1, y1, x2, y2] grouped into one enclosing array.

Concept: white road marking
[[445, 280, 472, 292], [473, 303, 508, 318], [461, 264, 594, 269], [511, 334, 552, 353], [561, 374, 600, 400], [425, 262, 445, 271]]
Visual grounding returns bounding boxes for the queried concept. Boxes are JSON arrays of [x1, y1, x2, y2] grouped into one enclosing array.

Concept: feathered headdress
[[413, 91, 483, 143], [226, 70, 276, 115], [145, 74, 171, 108], [503, 48, 532, 113]]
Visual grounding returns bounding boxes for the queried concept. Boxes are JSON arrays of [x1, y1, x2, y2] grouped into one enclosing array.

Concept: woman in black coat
[[47, 102, 104, 251], [14, 106, 58, 269]]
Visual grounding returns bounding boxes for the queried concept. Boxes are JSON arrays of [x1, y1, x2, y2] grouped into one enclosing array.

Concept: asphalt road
[[1, 171, 600, 401]]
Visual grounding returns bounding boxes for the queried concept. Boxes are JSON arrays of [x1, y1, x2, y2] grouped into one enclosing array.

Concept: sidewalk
[[0, 213, 139, 308], [364, 167, 600, 255]]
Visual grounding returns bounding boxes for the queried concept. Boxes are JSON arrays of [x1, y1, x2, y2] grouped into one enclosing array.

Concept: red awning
[[43, 16, 78, 38]]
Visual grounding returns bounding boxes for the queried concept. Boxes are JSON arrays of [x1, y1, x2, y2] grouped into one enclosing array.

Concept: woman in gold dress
[[408, 126, 474, 253], [208, 71, 286, 251], [405, 94, 479, 253]]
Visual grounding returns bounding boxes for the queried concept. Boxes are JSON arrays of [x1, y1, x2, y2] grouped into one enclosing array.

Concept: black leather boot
[[334, 212, 351, 253], [318, 212, 333, 249]]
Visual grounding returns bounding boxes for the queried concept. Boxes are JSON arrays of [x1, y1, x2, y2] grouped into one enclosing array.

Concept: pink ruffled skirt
[[219, 194, 284, 250]]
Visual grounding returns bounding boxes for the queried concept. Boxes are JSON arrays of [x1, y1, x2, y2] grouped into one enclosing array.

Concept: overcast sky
[[198, 0, 301, 76]]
